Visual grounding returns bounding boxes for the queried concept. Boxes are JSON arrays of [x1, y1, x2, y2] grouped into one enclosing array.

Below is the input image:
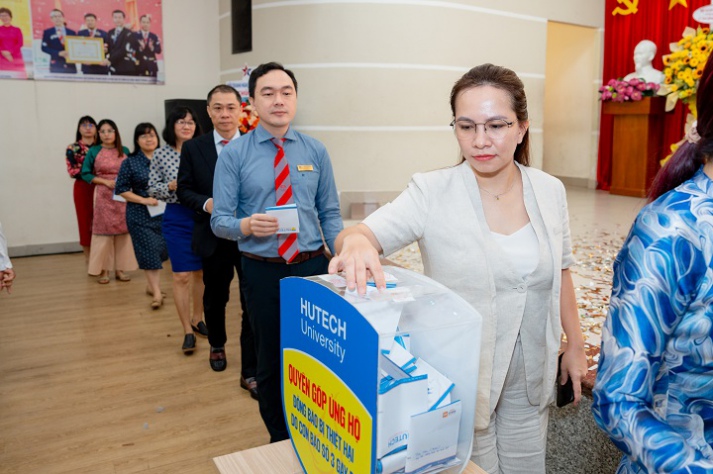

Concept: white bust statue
[[624, 40, 664, 84]]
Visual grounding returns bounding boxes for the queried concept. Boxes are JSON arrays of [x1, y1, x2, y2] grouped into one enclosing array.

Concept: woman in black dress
[[116, 123, 168, 308]]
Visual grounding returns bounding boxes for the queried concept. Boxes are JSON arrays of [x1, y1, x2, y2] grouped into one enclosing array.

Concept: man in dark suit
[[107, 10, 136, 76], [41, 9, 76, 74], [77, 13, 108, 75], [134, 15, 161, 77], [177, 85, 258, 399]]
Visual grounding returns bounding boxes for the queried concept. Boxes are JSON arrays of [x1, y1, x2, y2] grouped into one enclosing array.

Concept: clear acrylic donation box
[[280, 266, 483, 474]]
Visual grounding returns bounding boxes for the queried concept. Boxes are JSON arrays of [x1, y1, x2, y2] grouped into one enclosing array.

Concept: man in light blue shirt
[[211, 62, 343, 442]]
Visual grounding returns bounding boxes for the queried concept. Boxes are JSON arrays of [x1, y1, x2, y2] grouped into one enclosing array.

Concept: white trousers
[[471, 337, 549, 474]]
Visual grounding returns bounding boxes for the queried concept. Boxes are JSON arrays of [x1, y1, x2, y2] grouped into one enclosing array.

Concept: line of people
[[58, 57, 713, 470], [65, 90, 259, 400]]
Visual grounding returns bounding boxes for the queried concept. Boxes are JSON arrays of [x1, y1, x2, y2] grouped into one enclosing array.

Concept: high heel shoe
[[182, 334, 196, 354], [116, 272, 131, 282], [150, 296, 164, 310], [145, 287, 166, 297], [191, 321, 209, 337]]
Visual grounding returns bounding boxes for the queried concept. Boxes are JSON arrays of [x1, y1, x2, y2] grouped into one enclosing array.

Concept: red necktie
[[272, 138, 299, 262], [220, 139, 229, 146]]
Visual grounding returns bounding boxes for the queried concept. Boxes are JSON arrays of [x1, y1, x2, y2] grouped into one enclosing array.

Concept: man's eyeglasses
[[450, 119, 514, 140]]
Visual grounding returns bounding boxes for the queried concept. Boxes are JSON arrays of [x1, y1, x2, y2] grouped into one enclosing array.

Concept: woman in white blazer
[[329, 64, 588, 474]]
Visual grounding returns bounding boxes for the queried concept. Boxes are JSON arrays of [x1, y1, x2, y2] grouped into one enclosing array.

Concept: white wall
[[543, 21, 602, 185], [219, 0, 605, 205], [1, 1, 220, 253]]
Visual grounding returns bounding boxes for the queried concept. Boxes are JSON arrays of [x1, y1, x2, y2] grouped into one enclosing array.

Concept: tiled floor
[[350, 185, 647, 348]]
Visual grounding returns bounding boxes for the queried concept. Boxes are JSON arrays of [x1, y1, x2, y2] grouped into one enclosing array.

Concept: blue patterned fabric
[[592, 167, 713, 473]]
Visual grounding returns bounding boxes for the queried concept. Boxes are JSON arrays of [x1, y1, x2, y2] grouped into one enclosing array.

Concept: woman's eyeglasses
[[450, 119, 514, 140]]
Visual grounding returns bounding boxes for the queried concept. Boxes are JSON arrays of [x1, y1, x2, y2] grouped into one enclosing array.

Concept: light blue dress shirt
[[592, 167, 713, 473], [211, 124, 343, 257]]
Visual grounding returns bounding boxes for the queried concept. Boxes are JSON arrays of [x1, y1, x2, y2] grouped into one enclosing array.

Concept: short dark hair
[[112, 10, 125, 17], [75, 115, 98, 143], [248, 62, 298, 99], [0, 8, 12, 18], [450, 63, 530, 166], [97, 119, 124, 154], [84, 13, 97, 20], [132, 122, 160, 156], [140, 14, 151, 22], [162, 107, 201, 147], [206, 84, 242, 105], [50, 9, 64, 17]]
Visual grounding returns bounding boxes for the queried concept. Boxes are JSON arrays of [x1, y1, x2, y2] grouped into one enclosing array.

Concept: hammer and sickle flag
[[612, 0, 639, 15]]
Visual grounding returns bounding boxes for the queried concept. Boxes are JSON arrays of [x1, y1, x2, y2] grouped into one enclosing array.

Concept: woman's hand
[[559, 344, 588, 406], [143, 197, 159, 206], [328, 226, 384, 295], [0, 268, 15, 294], [168, 180, 177, 192], [101, 178, 115, 190]]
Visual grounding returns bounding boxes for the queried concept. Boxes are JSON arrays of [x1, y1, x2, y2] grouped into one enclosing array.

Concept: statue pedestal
[[602, 97, 666, 197]]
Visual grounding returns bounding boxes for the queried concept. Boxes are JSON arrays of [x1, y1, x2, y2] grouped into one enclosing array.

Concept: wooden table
[[214, 439, 487, 474]]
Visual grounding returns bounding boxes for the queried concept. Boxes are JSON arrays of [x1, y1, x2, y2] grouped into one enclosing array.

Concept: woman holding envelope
[[81, 119, 137, 284], [116, 123, 167, 309], [149, 107, 206, 353], [329, 64, 587, 473]]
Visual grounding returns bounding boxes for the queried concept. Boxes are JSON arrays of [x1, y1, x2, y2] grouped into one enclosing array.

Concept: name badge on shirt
[[297, 165, 313, 172]]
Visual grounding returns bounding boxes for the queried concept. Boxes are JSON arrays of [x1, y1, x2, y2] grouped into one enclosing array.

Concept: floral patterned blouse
[[66, 141, 92, 179], [592, 167, 713, 473]]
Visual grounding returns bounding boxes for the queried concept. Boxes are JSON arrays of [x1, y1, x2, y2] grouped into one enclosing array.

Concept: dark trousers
[[241, 254, 330, 443], [202, 239, 256, 379]]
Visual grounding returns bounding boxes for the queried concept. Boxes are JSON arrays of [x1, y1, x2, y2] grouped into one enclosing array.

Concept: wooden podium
[[602, 97, 666, 197]]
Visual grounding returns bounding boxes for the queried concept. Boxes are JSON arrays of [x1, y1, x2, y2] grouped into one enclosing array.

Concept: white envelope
[[377, 375, 428, 459], [411, 358, 455, 410], [265, 203, 299, 234], [405, 400, 462, 474], [147, 200, 167, 217], [112, 192, 126, 202], [384, 339, 417, 374]]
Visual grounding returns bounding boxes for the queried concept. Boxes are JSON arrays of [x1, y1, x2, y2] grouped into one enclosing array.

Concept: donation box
[[281, 266, 483, 474]]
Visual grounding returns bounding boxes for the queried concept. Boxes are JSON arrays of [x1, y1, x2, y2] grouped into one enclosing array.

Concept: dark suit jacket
[[41, 27, 77, 73], [77, 29, 109, 75], [134, 31, 161, 76], [107, 27, 136, 75], [177, 133, 223, 258]]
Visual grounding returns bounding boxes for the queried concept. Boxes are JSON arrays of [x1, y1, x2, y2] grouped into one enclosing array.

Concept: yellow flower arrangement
[[659, 26, 713, 114]]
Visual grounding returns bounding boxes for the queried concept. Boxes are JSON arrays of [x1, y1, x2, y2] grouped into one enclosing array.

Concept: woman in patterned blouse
[[66, 115, 98, 262], [592, 54, 713, 473], [149, 107, 207, 354]]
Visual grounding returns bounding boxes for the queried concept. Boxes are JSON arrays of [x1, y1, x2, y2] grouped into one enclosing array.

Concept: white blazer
[[364, 161, 574, 430]]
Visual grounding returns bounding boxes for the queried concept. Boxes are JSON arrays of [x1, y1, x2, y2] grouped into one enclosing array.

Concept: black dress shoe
[[240, 376, 259, 400], [209, 347, 227, 371], [182, 334, 196, 354], [191, 321, 209, 338]]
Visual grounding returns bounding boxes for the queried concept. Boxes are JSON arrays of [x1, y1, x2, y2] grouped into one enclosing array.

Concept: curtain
[[597, 0, 710, 190]]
